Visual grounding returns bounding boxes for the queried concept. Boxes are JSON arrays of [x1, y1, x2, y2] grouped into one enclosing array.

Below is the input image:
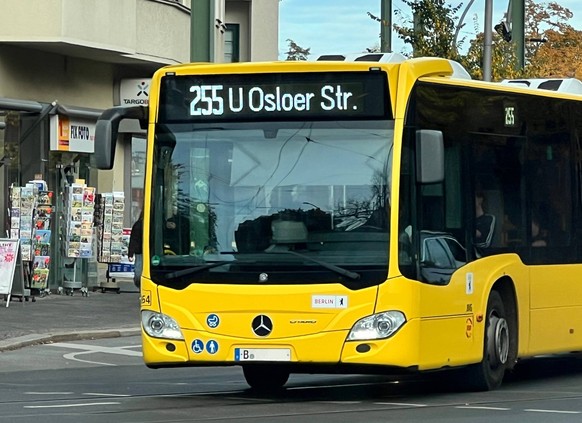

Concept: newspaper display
[[8, 182, 54, 290], [9, 185, 35, 261], [64, 181, 96, 258], [95, 192, 126, 263], [95, 192, 134, 278]]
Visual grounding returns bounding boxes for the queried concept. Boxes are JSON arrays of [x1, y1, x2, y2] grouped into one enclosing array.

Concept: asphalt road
[[1, 336, 582, 422]]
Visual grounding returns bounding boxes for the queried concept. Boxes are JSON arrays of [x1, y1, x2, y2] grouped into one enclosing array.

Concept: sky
[[278, 0, 582, 60]]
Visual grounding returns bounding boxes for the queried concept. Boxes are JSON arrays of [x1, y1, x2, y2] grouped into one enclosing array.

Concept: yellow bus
[[95, 54, 582, 392]]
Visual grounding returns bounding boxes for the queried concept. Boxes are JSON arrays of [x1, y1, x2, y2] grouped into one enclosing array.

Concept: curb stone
[[0, 327, 141, 352]]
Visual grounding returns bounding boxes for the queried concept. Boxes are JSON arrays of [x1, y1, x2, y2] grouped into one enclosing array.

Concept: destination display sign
[[158, 71, 390, 122]]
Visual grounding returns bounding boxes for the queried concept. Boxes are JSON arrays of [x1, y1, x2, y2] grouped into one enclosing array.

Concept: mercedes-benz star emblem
[[251, 315, 273, 337]]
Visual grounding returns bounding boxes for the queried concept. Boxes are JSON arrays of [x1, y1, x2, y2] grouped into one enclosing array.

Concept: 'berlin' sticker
[[312, 295, 348, 309]]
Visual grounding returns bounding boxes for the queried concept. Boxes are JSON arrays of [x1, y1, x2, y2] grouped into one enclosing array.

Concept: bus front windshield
[[150, 120, 394, 288]]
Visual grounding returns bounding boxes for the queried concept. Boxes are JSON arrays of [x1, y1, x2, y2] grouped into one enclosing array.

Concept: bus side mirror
[[95, 106, 148, 170], [416, 129, 444, 184]]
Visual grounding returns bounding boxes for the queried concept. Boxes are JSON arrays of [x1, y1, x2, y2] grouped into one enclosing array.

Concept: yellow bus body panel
[[529, 264, 582, 354]]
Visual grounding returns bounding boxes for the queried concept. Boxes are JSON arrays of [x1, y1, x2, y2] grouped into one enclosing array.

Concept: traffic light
[[494, 21, 512, 42]]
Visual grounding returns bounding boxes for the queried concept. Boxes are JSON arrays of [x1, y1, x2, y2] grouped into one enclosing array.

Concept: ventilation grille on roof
[[316, 54, 346, 61], [501, 78, 582, 95], [313, 52, 406, 63]]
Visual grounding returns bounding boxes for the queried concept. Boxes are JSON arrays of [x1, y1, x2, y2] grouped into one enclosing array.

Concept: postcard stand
[[8, 182, 52, 298], [31, 188, 53, 295], [62, 180, 95, 296], [94, 192, 126, 293]]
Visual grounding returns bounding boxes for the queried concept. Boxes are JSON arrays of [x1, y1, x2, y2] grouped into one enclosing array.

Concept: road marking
[[376, 402, 427, 407], [46, 343, 142, 366], [48, 343, 142, 356], [24, 391, 74, 395], [61, 351, 117, 367], [456, 406, 511, 411], [524, 409, 581, 414], [83, 392, 131, 397], [24, 402, 121, 409], [319, 401, 362, 404]]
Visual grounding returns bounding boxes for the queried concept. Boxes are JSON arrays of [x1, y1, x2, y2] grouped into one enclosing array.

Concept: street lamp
[[483, 0, 493, 81], [381, 0, 392, 52]]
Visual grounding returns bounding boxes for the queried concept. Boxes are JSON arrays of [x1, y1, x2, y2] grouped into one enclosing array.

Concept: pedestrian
[[128, 211, 143, 288]]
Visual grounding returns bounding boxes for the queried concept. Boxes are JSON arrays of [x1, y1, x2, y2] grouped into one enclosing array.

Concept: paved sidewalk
[[0, 280, 141, 352]]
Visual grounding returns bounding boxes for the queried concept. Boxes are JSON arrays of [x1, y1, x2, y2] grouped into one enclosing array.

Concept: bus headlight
[[142, 310, 184, 340], [347, 311, 406, 341]]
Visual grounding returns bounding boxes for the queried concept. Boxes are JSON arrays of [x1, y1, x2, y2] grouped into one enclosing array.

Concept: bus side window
[[420, 184, 444, 232]]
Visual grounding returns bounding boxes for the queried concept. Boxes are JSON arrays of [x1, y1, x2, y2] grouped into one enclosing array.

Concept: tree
[[530, 26, 582, 78], [463, 1, 580, 80], [523, 0, 573, 60], [523, 1, 582, 78], [392, 0, 465, 60], [374, 0, 579, 80], [462, 30, 523, 80], [285, 39, 310, 61]]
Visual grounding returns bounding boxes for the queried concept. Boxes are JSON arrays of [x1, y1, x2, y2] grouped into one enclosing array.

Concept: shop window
[[224, 24, 240, 63]]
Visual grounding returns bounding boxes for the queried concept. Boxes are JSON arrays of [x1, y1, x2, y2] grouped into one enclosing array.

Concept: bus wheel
[[242, 365, 290, 392], [466, 290, 510, 391]]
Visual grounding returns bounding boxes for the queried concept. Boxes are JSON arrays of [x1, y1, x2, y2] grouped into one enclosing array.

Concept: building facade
[[0, 0, 279, 292]]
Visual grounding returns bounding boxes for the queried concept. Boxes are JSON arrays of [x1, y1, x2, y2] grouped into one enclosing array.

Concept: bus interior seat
[[483, 190, 503, 247]]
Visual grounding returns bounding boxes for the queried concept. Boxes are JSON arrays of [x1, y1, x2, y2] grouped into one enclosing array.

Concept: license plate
[[234, 348, 291, 362]]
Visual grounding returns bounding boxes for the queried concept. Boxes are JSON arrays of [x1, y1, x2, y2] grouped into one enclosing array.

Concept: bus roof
[[312, 53, 472, 80], [500, 78, 582, 95]]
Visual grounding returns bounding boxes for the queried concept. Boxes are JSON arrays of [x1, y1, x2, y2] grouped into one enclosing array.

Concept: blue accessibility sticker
[[191, 339, 204, 354], [207, 314, 220, 328], [206, 340, 219, 355]]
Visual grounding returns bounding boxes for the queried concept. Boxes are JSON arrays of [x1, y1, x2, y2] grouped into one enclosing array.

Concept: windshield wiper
[[264, 247, 360, 280], [165, 261, 233, 280]]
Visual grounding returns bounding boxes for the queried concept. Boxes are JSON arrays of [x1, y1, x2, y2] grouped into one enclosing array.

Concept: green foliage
[[393, 0, 464, 61], [285, 39, 311, 61], [461, 32, 525, 80], [388, 0, 578, 80]]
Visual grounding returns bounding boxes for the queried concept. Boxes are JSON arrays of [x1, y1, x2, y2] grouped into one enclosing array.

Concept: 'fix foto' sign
[[50, 115, 96, 153]]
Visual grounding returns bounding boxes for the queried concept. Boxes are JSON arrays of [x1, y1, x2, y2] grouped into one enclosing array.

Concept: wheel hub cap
[[487, 315, 509, 366]]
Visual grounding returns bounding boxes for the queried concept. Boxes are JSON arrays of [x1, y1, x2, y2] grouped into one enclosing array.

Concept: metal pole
[[453, 0, 476, 54], [483, 0, 493, 81], [380, 0, 392, 52], [413, 11, 420, 57], [511, 0, 525, 70]]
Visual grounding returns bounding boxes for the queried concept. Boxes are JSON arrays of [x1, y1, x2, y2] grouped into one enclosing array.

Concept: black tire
[[465, 290, 511, 391], [242, 365, 290, 392]]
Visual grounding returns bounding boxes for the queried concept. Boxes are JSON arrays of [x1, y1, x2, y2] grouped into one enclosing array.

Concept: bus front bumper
[[141, 319, 420, 370]]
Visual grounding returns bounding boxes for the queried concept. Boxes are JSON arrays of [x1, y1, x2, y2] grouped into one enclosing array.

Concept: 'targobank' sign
[[119, 79, 150, 106]]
